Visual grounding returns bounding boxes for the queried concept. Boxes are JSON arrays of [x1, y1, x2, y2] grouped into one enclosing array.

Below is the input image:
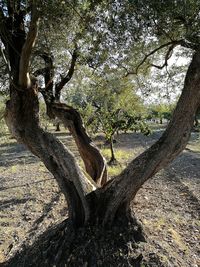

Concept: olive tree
[[1, 0, 200, 264]]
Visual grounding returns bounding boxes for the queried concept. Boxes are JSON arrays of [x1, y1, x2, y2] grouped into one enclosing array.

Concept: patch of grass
[[100, 148, 134, 177], [38, 162, 48, 172], [168, 228, 189, 253], [0, 251, 6, 263], [101, 148, 133, 162], [107, 165, 123, 177], [10, 165, 19, 173], [154, 217, 166, 230]]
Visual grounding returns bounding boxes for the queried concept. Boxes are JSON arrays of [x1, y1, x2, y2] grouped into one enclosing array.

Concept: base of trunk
[[4, 215, 150, 267], [108, 158, 118, 166]]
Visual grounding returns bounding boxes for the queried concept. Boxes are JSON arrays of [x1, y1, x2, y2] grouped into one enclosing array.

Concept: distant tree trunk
[[108, 135, 117, 165], [194, 115, 198, 127], [194, 107, 200, 127], [55, 122, 60, 131]]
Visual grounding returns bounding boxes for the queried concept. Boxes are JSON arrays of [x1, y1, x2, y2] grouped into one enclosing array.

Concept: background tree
[[148, 103, 175, 124], [66, 71, 150, 163]]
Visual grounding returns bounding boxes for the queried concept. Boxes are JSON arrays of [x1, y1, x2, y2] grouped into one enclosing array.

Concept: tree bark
[[98, 49, 200, 225], [5, 88, 96, 227], [108, 135, 117, 165], [19, 5, 39, 88], [51, 103, 107, 186]]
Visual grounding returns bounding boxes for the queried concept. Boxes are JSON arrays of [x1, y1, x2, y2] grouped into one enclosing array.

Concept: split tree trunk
[[4, 48, 200, 227], [2, 2, 200, 229], [5, 88, 96, 227]]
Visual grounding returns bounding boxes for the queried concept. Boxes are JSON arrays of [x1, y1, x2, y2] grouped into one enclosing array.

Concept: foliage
[[147, 103, 176, 123], [66, 73, 151, 162], [0, 97, 8, 137], [39, 101, 52, 130], [67, 73, 150, 137]]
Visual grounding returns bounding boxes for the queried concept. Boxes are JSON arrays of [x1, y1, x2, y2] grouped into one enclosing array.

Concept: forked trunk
[[2, 1, 200, 230], [4, 50, 200, 228]]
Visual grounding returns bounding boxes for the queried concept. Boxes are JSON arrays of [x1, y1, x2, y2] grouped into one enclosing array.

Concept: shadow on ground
[[0, 142, 39, 167], [2, 218, 163, 267]]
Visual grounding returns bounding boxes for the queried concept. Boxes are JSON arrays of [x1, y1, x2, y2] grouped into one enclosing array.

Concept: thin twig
[[126, 40, 183, 76]]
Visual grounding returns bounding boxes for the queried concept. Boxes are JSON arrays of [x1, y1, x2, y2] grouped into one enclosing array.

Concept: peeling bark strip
[[19, 5, 39, 88], [99, 50, 200, 225], [52, 103, 107, 186]]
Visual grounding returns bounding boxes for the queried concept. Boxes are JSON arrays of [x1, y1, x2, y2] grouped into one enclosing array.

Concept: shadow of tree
[[0, 197, 36, 211], [2, 217, 161, 267], [0, 142, 39, 167], [28, 193, 62, 234], [0, 178, 54, 192], [164, 150, 200, 217], [0, 132, 78, 168]]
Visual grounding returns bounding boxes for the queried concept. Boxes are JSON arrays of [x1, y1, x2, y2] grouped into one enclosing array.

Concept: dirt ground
[[0, 127, 199, 266]]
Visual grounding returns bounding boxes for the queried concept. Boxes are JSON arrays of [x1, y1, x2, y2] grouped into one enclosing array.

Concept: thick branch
[[100, 49, 200, 225], [55, 48, 78, 101], [19, 5, 39, 88], [36, 52, 107, 185], [51, 103, 108, 186]]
